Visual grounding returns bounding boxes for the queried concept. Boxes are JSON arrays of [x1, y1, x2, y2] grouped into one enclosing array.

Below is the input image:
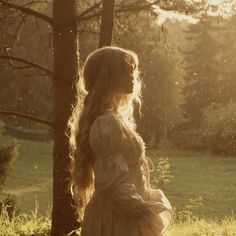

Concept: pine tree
[[217, 13, 236, 104], [181, 15, 221, 128]]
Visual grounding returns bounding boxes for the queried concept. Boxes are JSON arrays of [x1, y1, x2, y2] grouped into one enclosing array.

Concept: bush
[[169, 102, 236, 155], [0, 139, 19, 219], [168, 126, 209, 152], [173, 196, 204, 222], [0, 194, 18, 220], [201, 101, 236, 155], [151, 157, 173, 189], [0, 139, 19, 189]]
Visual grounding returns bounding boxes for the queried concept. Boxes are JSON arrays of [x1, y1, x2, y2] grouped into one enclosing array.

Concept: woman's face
[[113, 63, 135, 94]]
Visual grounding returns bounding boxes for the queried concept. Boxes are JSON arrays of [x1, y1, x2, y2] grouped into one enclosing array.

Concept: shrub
[[169, 101, 236, 155], [168, 126, 209, 151], [0, 139, 19, 189], [201, 101, 236, 155], [0, 139, 19, 219], [173, 196, 204, 222], [151, 157, 173, 189]]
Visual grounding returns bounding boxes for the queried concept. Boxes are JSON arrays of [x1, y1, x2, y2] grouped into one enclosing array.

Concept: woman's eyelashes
[[120, 69, 132, 76]]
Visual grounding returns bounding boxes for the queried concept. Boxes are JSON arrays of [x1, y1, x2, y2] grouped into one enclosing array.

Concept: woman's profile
[[67, 46, 173, 236]]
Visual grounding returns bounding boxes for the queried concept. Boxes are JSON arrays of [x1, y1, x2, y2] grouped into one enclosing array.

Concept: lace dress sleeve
[[89, 114, 149, 216]]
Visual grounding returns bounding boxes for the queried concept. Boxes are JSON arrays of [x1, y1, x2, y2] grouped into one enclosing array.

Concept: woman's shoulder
[[89, 111, 123, 155], [90, 111, 123, 136]]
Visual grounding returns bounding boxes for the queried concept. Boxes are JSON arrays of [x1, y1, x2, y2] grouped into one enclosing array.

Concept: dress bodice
[[92, 111, 150, 199], [119, 119, 149, 198]]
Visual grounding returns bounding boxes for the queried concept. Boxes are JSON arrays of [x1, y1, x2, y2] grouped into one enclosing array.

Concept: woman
[[67, 46, 173, 236]]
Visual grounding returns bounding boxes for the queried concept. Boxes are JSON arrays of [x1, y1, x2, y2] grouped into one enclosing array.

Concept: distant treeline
[[1, 7, 236, 154]]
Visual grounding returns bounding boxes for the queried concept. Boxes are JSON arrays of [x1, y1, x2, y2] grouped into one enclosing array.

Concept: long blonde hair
[[66, 46, 151, 222]]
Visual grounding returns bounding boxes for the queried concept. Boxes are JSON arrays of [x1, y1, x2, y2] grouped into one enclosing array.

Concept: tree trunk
[[99, 0, 115, 47], [51, 1, 79, 235]]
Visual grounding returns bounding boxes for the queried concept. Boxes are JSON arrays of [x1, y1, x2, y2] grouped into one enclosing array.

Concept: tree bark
[[51, 1, 79, 235], [99, 0, 115, 47]]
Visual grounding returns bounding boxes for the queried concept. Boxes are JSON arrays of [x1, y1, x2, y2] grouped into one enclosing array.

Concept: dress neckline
[[103, 110, 122, 118]]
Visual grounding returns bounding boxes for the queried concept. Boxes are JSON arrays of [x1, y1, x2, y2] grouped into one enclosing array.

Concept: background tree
[[180, 14, 221, 128], [169, 7, 236, 154]]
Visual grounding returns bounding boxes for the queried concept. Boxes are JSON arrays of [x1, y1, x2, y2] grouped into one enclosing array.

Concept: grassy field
[[0, 134, 236, 220], [1, 204, 236, 236], [150, 148, 236, 219], [0, 134, 53, 215]]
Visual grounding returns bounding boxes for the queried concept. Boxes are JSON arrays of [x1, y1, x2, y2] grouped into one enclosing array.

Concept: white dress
[[80, 111, 173, 236]]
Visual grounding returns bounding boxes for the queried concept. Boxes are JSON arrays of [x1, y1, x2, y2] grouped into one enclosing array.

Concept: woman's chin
[[126, 84, 133, 93]]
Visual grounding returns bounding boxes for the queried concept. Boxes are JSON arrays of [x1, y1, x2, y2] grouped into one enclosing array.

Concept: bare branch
[[77, 1, 102, 22], [78, 1, 158, 22], [0, 0, 53, 25], [0, 109, 54, 126], [0, 55, 54, 75], [78, 0, 201, 22], [12, 15, 26, 47]]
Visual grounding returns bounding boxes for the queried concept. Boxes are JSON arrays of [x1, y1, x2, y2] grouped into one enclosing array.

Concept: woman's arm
[[89, 114, 149, 216]]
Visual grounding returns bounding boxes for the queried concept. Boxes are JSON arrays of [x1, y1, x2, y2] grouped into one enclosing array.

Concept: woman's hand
[[149, 188, 172, 212]]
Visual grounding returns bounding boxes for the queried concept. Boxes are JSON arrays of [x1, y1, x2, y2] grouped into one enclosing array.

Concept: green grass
[[166, 216, 236, 236], [0, 134, 52, 215], [148, 148, 236, 219], [0, 201, 51, 236], [1, 202, 236, 236], [0, 134, 236, 220]]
